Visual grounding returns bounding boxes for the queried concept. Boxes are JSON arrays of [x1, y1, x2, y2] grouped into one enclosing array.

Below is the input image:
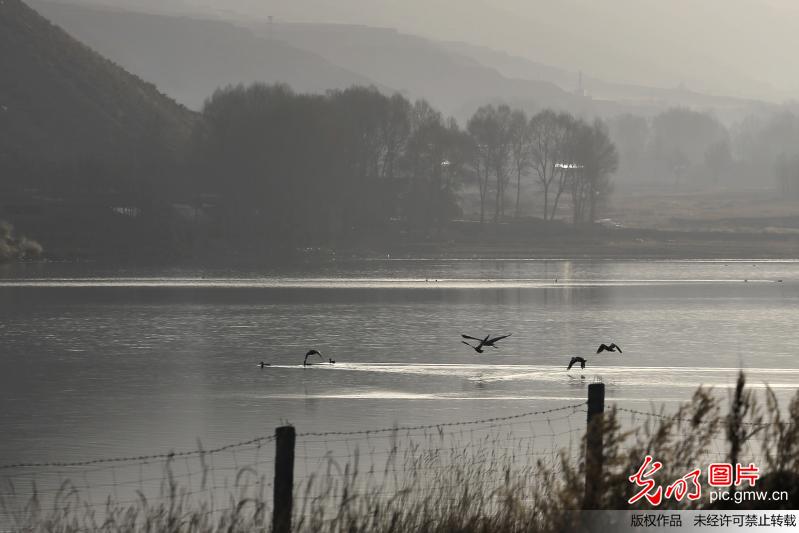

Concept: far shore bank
[[7, 221, 798, 270]]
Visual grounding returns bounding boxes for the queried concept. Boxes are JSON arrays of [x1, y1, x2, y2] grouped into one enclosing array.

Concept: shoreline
[[9, 222, 799, 267]]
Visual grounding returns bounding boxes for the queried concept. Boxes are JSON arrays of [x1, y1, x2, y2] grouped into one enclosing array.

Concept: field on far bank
[[394, 187, 799, 260], [605, 187, 799, 234], [393, 222, 799, 260]]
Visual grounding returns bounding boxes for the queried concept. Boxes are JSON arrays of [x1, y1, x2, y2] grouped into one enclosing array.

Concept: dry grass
[[4, 372, 799, 532], [607, 188, 799, 232]]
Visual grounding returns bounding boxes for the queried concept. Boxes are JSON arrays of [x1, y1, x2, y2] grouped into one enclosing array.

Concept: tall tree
[[467, 107, 495, 224], [491, 105, 513, 222], [467, 105, 512, 223], [651, 108, 726, 187], [569, 119, 618, 224], [549, 113, 579, 221], [529, 110, 572, 220], [402, 100, 465, 227], [508, 109, 531, 218], [378, 93, 412, 181]]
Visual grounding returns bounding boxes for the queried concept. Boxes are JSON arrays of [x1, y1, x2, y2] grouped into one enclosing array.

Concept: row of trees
[[608, 109, 731, 187], [467, 106, 618, 224], [607, 106, 799, 195], [193, 84, 471, 246], [192, 84, 619, 250]]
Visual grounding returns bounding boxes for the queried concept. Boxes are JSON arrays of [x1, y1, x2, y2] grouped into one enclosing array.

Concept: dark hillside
[[0, 0, 195, 194], [0, 0, 199, 260], [27, 0, 379, 110]]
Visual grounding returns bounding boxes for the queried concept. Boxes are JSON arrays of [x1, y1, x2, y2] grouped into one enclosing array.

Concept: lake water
[[1, 259, 798, 518]]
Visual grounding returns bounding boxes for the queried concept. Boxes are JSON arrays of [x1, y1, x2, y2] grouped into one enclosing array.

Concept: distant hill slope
[[242, 21, 769, 122], [28, 1, 582, 119], [15, 0, 768, 128], [0, 0, 195, 183], [254, 22, 581, 119], [28, 0, 379, 110], [441, 40, 770, 121]]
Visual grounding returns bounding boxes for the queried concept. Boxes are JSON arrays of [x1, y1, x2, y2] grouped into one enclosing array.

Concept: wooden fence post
[[583, 383, 605, 510], [273, 425, 296, 533]]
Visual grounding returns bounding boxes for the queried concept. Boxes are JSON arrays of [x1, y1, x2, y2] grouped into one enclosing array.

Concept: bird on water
[[304, 349, 335, 366]]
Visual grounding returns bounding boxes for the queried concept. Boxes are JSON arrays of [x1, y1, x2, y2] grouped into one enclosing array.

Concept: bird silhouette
[[461, 334, 512, 353], [303, 349, 324, 366], [567, 356, 587, 371], [596, 343, 622, 354], [461, 340, 485, 353]]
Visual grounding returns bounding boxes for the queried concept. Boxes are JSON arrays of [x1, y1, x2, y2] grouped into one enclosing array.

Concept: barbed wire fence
[[0, 384, 782, 531], [0, 401, 588, 531], [289, 402, 588, 529], [0, 433, 279, 528]]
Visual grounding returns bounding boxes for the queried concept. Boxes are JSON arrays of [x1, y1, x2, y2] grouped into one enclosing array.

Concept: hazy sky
[[61, 0, 799, 101]]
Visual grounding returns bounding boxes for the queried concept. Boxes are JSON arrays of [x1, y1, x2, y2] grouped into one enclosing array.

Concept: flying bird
[[596, 343, 622, 354], [461, 334, 512, 353], [304, 349, 324, 366], [567, 356, 586, 371], [461, 340, 485, 353]]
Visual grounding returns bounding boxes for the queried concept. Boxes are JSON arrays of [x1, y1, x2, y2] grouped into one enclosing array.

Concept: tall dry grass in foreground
[[4, 372, 799, 533]]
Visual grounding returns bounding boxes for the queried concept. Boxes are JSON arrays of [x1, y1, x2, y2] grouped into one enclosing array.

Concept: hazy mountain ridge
[[25, 0, 773, 124], [440, 40, 772, 121], [27, 1, 584, 118], [241, 21, 583, 118], [21, 0, 799, 103], [28, 0, 381, 110], [247, 20, 773, 122]]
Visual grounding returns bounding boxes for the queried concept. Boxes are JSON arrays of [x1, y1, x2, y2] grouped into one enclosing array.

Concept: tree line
[[191, 84, 619, 251], [608, 106, 799, 195], [13, 78, 799, 260], [467, 107, 617, 224]]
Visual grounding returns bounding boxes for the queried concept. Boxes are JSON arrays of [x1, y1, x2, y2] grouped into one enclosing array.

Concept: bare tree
[[549, 114, 579, 221], [378, 93, 411, 180], [467, 109, 493, 224], [529, 110, 571, 220], [508, 109, 531, 217], [569, 118, 618, 224], [467, 105, 512, 223], [492, 105, 513, 221]]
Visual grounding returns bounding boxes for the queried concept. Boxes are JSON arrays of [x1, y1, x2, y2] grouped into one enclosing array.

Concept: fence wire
[[0, 401, 587, 529], [2, 395, 783, 529]]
